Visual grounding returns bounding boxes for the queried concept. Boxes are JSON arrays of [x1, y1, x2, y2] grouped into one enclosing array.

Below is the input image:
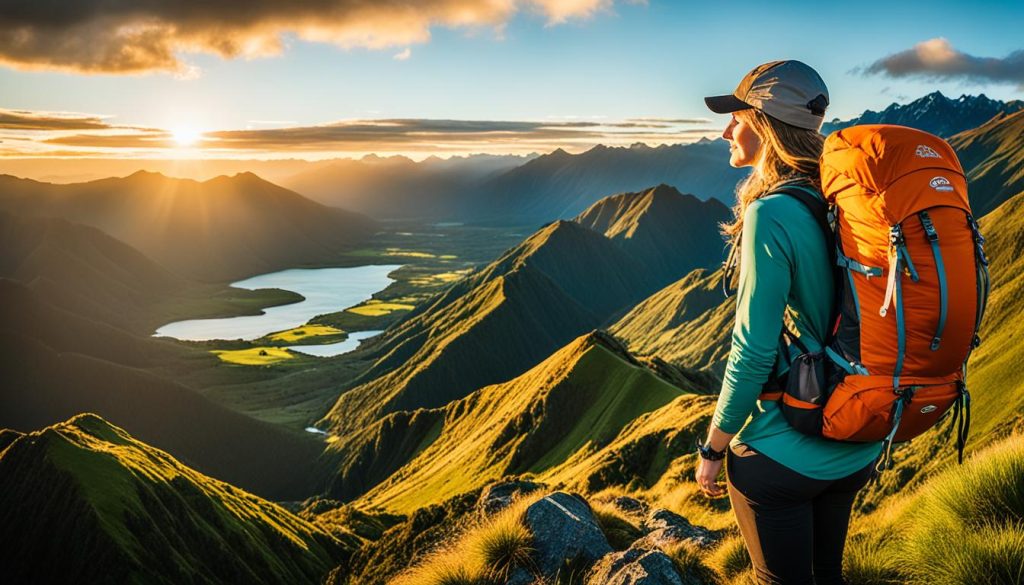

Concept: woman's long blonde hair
[[721, 108, 826, 246]]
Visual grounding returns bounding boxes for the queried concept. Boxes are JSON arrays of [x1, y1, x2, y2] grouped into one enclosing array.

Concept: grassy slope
[[347, 330, 707, 514], [609, 267, 735, 377], [949, 109, 1024, 217], [0, 414, 348, 584], [319, 219, 656, 437]]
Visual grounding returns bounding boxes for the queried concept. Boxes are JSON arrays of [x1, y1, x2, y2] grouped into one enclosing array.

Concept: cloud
[[30, 116, 715, 154], [863, 38, 1024, 87], [0, 0, 634, 75], [0, 109, 114, 131], [393, 47, 412, 61]]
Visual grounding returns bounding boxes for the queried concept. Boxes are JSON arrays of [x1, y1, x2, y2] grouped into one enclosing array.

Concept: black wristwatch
[[695, 438, 727, 461]]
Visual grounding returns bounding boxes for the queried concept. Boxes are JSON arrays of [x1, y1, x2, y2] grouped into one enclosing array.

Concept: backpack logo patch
[[920, 405, 938, 414], [916, 144, 941, 158], [930, 176, 954, 192]]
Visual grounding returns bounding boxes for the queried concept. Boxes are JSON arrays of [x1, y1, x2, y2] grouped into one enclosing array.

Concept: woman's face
[[723, 113, 762, 168]]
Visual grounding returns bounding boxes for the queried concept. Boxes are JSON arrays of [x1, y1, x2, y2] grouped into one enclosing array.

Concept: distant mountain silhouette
[[318, 185, 728, 437], [822, 92, 1024, 138], [0, 414, 344, 584], [281, 153, 529, 220], [461, 141, 747, 226], [0, 171, 377, 282], [949, 108, 1024, 217]]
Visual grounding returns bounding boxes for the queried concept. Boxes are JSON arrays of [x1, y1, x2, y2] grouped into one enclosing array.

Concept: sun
[[171, 126, 203, 147]]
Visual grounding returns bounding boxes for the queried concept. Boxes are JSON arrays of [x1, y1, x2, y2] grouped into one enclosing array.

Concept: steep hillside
[[0, 171, 376, 282], [949, 109, 1024, 217], [574, 183, 730, 289], [609, 268, 734, 377], [339, 330, 712, 514], [822, 92, 1024, 138], [465, 141, 747, 226], [319, 219, 654, 436], [0, 414, 346, 584]]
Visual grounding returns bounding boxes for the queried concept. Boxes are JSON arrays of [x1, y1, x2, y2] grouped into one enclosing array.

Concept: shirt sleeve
[[712, 198, 795, 434]]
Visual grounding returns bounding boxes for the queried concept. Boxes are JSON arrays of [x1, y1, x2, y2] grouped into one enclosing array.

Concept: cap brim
[[704, 94, 753, 114]]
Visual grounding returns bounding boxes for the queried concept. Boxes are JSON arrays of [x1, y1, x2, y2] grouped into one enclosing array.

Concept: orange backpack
[[762, 125, 990, 469]]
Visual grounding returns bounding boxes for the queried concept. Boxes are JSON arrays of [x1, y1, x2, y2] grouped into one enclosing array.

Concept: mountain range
[[0, 171, 376, 282], [822, 91, 1024, 138]]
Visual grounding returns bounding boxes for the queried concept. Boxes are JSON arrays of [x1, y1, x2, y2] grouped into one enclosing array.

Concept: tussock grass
[[707, 535, 751, 583], [590, 500, 642, 550], [662, 540, 720, 584], [393, 492, 542, 585]]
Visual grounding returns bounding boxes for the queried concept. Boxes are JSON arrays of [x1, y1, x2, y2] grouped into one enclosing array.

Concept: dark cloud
[[863, 38, 1024, 86], [0, 0, 619, 75], [0, 109, 113, 130]]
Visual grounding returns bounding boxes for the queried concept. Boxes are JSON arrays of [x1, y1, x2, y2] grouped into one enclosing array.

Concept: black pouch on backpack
[[775, 331, 846, 437]]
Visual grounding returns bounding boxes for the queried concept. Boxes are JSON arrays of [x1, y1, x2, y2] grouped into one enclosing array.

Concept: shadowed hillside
[[464, 141, 747, 226], [0, 414, 347, 584], [949, 109, 1024, 217], [0, 171, 377, 282], [574, 183, 730, 290], [0, 280, 327, 499]]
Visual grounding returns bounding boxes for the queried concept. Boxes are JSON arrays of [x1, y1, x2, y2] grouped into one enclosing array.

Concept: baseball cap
[[704, 60, 830, 131]]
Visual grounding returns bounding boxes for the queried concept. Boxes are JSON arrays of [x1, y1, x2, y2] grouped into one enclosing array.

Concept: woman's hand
[[696, 456, 726, 497], [695, 425, 734, 497]]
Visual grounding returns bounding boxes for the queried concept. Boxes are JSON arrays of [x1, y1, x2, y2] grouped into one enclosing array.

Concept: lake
[[154, 264, 401, 341]]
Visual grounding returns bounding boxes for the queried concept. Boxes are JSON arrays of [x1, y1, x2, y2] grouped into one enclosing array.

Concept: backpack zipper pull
[[879, 226, 903, 317]]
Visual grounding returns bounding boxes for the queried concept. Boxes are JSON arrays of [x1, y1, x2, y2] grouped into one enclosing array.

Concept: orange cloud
[[0, 0, 634, 75]]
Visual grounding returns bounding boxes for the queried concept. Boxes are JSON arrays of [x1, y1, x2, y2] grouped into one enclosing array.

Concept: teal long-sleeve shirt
[[712, 186, 883, 480]]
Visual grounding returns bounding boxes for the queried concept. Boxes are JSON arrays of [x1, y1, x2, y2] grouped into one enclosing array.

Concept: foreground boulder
[[508, 491, 613, 584]]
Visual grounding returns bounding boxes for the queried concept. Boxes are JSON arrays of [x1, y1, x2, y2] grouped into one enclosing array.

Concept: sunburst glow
[[171, 126, 203, 147]]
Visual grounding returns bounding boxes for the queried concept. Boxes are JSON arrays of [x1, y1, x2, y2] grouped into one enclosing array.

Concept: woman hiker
[[693, 60, 884, 585]]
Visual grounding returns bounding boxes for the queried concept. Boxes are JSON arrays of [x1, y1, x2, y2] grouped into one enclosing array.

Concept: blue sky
[[0, 0, 1020, 158]]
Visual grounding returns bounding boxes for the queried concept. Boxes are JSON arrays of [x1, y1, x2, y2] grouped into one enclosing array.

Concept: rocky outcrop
[[507, 491, 613, 584], [477, 479, 546, 517]]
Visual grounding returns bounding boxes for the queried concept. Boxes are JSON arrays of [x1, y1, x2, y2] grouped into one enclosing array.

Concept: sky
[[1, 0, 1022, 161]]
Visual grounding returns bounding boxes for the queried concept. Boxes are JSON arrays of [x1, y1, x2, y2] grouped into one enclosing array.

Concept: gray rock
[[586, 547, 685, 585], [506, 491, 613, 585], [641, 509, 719, 549], [610, 496, 648, 518], [477, 479, 545, 517]]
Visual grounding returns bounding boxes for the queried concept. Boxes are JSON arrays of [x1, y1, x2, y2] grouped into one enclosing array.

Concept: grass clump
[[393, 493, 541, 585], [590, 500, 642, 550], [662, 540, 720, 584], [707, 535, 751, 583]]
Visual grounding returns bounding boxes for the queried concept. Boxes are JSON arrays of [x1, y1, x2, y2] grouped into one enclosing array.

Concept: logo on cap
[[916, 145, 941, 158], [930, 177, 954, 192]]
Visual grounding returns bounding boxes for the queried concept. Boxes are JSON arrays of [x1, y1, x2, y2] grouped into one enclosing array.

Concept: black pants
[[725, 443, 875, 585]]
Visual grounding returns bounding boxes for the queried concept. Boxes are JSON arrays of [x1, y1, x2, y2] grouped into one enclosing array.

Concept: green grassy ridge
[[0, 413, 346, 585], [348, 330, 697, 514], [320, 196, 725, 438], [949, 109, 1024, 217], [609, 267, 735, 378]]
